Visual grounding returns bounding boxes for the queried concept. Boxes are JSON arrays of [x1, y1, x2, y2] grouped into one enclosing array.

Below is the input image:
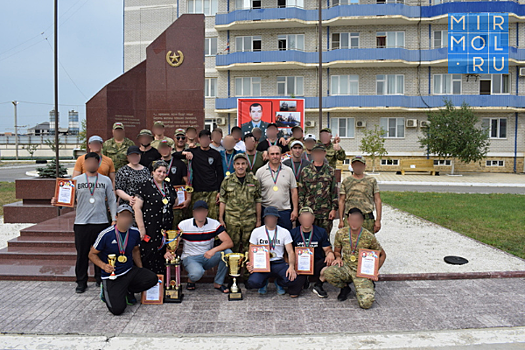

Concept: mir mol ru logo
[[448, 13, 509, 74]]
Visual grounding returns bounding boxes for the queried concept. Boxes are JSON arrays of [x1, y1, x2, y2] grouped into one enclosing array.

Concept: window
[[376, 31, 405, 48], [278, 34, 305, 51], [331, 75, 359, 95], [376, 74, 404, 95], [235, 36, 261, 52], [205, 38, 217, 56], [331, 118, 355, 138], [434, 160, 451, 166], [381, 159, 399, 165], [235, 77, 261, 96], [277, 76, 304, 96], [433, 74, 461, 95], [205, 78, 217, 97], [479, 74, 510, 95], [187, 0, 218, 15], [486, 160, 504, 167], [277, 0, 304, 7], [377, 0, 404, 3], [482, 118, 507, 138], [433, 30, 447, 48], [331, 33, 359, 50], [332, 0, 359, 5], [380, 117, 404, 138], [236, 0, 263, 9]]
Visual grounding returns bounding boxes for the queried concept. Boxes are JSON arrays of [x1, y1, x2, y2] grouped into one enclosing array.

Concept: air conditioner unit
[[355, 120, 367, 128], [216, 117, 227, 126], [420, 120, 430, 128], [406, 119, 418, 128], [520, 68, 525, 77], [305, 120, 316, 128]]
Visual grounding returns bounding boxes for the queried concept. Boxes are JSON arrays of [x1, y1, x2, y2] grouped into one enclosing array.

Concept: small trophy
[[107, 254, 117, 280], [221, 252, 247, 301], [164, 230, 184, 303]]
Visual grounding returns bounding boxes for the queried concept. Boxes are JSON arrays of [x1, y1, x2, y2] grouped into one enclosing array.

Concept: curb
[[378, 181, 525, 187], [379, 270, 525, 281]]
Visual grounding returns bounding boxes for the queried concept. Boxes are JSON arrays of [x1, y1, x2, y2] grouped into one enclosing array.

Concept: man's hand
[[129, 196, 136, 207], [290, 210, 298, 222], [103, 264, 115, 274], [183, 151, 193, 160], [219, 219, 227, 229], [324, 252, 335, 266], [139, 227, 146, 240], [338, 220, 345, 229], [328, 209, 336, 220], [262, 151, 269, 161], [215, 193, 220, 205], [286, 266, 297, 281], [332, 257, 344, 267], [181, 198, 191, 209], [246, 261, 254, 274], [256, 220, 261, 227], [374, 220, 381, 233], [51, 197, 57, 206], [204, 249, 215, 259], [279, 137, 289, 146], [164, 251, 176, 261]]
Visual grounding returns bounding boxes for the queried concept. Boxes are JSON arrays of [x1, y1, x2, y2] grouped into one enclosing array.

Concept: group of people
[[52, 120, 386, 315]]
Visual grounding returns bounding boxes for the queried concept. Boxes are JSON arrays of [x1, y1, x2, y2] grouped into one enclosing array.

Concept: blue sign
[[448, 13, 508, 74]]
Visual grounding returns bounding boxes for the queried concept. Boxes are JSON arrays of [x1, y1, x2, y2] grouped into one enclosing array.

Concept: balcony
[[216, 47, 525, 70], [215, 2, 525, 30], [215, 95, 525, 112]]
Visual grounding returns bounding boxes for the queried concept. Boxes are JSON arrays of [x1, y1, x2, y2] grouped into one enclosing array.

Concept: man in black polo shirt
[[173, 129, 224, 220], [288, 207, 335, 298]]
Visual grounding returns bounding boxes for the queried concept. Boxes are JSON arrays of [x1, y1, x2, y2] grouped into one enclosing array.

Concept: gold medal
[[350, 255, 357, 262], [270, 252, 277, 258], [118, 255, 127, 263], [273, 185, 278, 192], [162, 198, 168, 205], [226, 171, 231, 176]]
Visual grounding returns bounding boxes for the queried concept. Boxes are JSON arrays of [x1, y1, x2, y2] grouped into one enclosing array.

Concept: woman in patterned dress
[[115, 146, 151, 206]]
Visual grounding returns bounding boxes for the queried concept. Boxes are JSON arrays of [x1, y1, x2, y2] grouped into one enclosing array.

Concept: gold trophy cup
[[221, 252, 248, 301], [164, 230, 184, 303], [107, 254, 117, 280]]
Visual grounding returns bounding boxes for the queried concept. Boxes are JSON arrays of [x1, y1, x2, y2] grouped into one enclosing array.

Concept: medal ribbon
[[265, 226, 278, 251], [247, 151, 257, 171], [300, 227, 312, 248], [154, 180, 166, 200], [225, 152, 234, 173], [166, 157, 174, 175], [186, 159, 193, 187], [349, 227, 363, 255], [291, 160, 303, 181], [85, 173, 99, 197], [268, 164, 281, 186], [115, 226, 129, 256], [267, 139, 277, 147]]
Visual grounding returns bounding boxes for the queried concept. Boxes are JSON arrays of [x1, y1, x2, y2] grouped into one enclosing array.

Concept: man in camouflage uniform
[[219, 153, 262, 254], [321, 208, 386, 309], [298, 144, 337, 235], [319, 128, 346, 168], [151, 121, 175, 149], [102, 122, 135, 171], [338, 156, 382, 234]]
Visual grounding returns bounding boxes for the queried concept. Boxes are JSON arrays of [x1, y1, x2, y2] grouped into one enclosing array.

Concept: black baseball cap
[[126, 146, 141, 155]]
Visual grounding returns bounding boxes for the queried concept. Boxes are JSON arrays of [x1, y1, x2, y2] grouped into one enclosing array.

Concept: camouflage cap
[[299, 207, 314, 215], [312, 143, 326, 152], [113, 122, 124, 130], [158, 139, 174, 148], [351, 155, 366, 164], [320, 127, 332, 134], [153, 121, 165, 127], [233, 153, 247, 162], [137, 129, 153, 138], [175, 128, 186, 136]]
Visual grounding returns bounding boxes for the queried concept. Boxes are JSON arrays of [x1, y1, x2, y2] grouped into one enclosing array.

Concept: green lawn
[[381, 191, 525, 259], [0, 182, 17, 217]]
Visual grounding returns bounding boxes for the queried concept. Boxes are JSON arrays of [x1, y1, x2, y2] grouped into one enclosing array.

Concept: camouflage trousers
[[191, 191, 219, 220], [314, 218, 334, 236], [323, 264, 375, 309], [225, 215, 257, 254], [172, 208, 186, 230], [342, 217, 375, 234]]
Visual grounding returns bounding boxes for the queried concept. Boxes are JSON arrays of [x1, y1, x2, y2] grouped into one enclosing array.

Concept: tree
[[78, 119, 87, 150], [44, 138, 65, 153], [359, 124, 388, 173], [37, 160, 68, 178], [22, 144, 38, 159], [419, 99, 490, 175]]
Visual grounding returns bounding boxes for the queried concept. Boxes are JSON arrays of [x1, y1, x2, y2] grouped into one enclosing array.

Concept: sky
[[0, 0, 124, 133]]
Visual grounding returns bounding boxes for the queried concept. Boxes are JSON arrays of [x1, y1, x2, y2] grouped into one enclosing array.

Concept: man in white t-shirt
[[246, 206, 297, 295], [165, 200, 233, 293]]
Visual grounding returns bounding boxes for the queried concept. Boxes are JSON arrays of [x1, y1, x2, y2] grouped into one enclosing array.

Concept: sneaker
[[312, 283, 328, 298], [126, 292, 137, 305], [100, 284, 106, 303], [75, 283, 87, 294], [337, 285, 351, 301], [258, 280, 268, 295], [275, 281, 285, 295]]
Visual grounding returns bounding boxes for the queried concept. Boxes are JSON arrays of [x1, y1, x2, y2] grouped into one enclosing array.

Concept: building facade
[[124, 0, 525, 173]]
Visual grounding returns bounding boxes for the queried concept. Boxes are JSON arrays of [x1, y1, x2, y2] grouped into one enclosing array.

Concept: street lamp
[[12, 101, 18, 160]]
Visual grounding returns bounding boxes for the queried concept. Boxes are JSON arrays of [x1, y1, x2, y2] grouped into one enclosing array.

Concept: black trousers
[[288, 257, 327, 296], [102, 267, 158, 315], [74, 223, 109, 286]]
